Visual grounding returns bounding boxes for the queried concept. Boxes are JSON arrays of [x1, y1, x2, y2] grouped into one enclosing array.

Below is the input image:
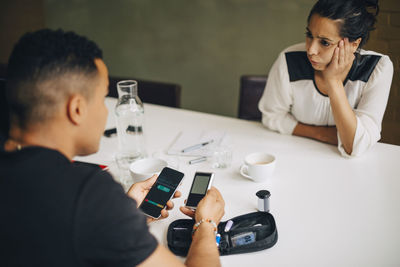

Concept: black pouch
[[167, 211, 278, 256]]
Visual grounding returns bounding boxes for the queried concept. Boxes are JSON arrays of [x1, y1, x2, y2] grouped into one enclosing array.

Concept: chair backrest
[[108, 76, 181, 108], [238, 75, 267, 121], [0, 78, 9, 142], [0, 63, 6, 79], [1, 64, 9, 144]]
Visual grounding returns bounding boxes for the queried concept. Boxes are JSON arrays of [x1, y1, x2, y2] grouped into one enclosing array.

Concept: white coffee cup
[[129, 158, 168, 182], [239, 152, 276, 182]]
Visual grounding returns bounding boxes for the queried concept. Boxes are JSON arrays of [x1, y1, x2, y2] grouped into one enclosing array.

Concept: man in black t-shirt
[[0, 29, 225, 267]]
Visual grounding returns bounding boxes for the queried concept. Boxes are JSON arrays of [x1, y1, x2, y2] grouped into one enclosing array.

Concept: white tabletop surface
[[76, 97, 400, 267]]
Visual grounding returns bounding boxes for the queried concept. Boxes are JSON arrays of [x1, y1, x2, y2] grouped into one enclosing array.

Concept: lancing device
[[224, 220, 234, 232], [188, 156, 207, 165]]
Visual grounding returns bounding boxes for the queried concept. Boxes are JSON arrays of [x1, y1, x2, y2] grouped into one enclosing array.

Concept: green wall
[[45, 0, 315, 117]]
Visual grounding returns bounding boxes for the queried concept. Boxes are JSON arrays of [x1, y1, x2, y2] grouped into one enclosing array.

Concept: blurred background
[[1, 0, 399, 145]]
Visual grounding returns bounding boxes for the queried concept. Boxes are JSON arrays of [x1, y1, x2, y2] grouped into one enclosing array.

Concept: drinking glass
[[212, 145, 233, 169]]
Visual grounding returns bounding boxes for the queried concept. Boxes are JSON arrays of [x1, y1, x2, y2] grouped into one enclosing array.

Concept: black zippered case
[[167, 211, 278, 256]]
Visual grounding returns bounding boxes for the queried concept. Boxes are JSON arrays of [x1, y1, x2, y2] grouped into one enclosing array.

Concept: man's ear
[[66, 94, 87, 125], [351, 38, 362, 53]]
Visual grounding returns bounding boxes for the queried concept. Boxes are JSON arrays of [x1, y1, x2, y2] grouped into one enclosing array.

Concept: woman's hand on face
[[322, 38, 355, 86]]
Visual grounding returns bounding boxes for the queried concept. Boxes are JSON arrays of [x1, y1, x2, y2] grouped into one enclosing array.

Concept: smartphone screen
[[139, 167, 184, 219], [186, 172, 214, 209]]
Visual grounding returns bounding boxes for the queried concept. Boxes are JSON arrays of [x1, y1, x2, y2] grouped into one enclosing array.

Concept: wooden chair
[[108, 76, 181, 108], [238, 75, 267, 121]]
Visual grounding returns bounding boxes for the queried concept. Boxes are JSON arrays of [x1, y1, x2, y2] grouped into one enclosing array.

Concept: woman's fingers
[[332, 46, 339, 67], [338, 39, 345, 66], [342, 38, 355, 66]]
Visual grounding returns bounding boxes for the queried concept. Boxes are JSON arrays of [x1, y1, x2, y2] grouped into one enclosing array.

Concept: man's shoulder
[[0, 146, 118, 197]]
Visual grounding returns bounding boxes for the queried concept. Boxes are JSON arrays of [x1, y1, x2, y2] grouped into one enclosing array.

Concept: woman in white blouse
[[258, 0, 393, 157]]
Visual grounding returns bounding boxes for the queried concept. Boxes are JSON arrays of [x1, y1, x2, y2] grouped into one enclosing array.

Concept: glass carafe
[[115, 80, 146, 172]]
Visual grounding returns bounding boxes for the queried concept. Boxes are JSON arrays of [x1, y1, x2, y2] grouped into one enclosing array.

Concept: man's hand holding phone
[[180, 187, 225, 225], [127, 174, 182, 223]]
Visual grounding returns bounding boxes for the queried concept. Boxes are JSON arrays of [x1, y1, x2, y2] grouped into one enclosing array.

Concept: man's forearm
[[293, 122, 338, 145], [185, 222, 221, 267]]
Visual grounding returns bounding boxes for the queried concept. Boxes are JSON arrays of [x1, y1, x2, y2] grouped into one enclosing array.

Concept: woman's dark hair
[[307, 0, 379, 49]]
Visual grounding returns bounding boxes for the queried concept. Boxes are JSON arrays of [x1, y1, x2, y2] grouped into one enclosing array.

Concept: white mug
[[129, 158, 168, 182], [240, 152, 276, 182]]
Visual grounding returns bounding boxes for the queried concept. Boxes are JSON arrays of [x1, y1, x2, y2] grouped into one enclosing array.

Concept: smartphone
[[139, 167, 184, 219], [185, 171, 214, 210]]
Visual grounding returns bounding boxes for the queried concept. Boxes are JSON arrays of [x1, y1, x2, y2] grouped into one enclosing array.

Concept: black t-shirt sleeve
[[74, 169, 158, 267]]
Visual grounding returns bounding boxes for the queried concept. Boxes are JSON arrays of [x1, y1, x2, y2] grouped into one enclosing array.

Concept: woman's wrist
[[325, 79, 343, 94]]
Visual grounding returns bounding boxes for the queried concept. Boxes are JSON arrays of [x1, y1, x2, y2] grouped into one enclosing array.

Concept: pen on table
[[188, 156, 207, 165], [181, 140, 214, 153]]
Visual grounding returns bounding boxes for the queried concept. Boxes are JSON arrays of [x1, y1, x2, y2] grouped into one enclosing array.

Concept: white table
[[76, 97, 400, 267]]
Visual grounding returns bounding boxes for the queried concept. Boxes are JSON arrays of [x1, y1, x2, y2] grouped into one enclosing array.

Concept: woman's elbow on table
[[260, 112, 298, 135], [338, 117, 381, 158]]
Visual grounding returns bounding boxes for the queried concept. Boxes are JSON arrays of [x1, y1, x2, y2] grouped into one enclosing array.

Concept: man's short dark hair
[[6, 29, 103, 129]]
